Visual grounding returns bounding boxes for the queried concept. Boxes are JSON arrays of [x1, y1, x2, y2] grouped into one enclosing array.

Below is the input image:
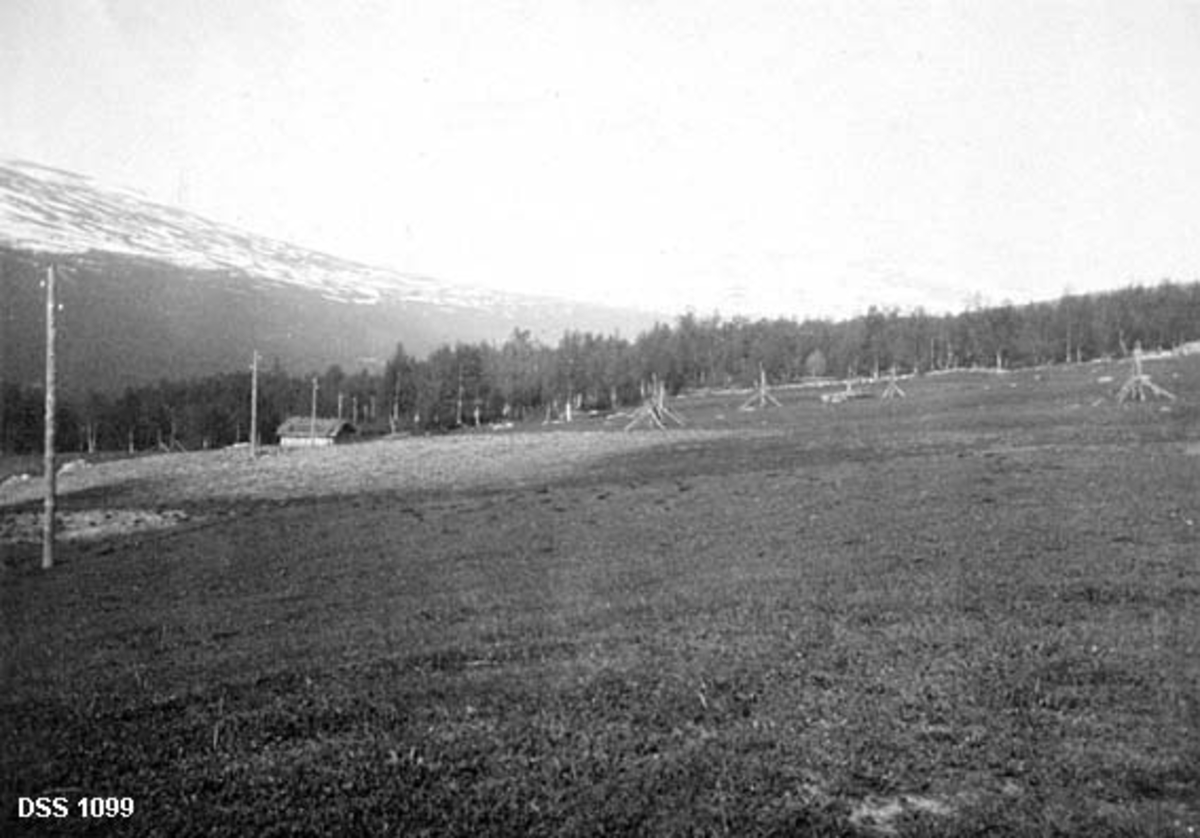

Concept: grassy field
[[2, 357, 1199, 836]]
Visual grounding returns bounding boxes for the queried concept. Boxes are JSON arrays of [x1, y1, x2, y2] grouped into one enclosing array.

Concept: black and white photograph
[[2, 1, 1199, 834]]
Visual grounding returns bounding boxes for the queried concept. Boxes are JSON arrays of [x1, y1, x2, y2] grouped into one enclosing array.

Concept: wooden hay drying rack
[[881, 366, 906, 399], [739, 364, 783, 411], [1117, 344, 1175, 404], [625, 376, 685, 431]]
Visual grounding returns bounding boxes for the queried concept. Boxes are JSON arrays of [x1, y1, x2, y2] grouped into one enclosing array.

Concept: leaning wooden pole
[[43, 265, 57, 570]]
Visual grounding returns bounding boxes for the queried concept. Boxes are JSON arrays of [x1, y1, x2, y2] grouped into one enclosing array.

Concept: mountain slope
[[1, 160, 662, 394]]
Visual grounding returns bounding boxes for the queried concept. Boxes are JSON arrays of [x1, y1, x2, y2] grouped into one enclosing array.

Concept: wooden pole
[[456, 364, 464, 426], [43, 265, 57, 570], [249, 351, 259, 457], [310, 377, 319, 443]]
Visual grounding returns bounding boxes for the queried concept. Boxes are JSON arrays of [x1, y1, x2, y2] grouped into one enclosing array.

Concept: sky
[[3, 0, 1200, 321]]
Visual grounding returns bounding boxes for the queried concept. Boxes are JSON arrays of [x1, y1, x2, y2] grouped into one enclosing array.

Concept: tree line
[[3, 280, 1198, 454]]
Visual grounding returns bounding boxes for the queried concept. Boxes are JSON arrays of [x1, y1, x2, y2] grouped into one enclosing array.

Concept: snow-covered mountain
[[0, 159, 661, 394], [1, 159, 515, 309]]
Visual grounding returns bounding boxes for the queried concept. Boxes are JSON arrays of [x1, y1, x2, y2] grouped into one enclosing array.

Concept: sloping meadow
[[3, 357, 1199, 835]]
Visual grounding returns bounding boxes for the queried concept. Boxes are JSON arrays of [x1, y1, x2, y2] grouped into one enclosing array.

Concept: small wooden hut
[[276, 417, 356, 448]]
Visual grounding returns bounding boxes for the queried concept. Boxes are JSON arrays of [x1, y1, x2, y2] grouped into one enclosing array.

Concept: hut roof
[[276, 417, 356, 438]]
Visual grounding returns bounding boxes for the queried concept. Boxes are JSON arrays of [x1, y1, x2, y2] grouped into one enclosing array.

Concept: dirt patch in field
[[0, 508, 192, 544], [847, 793, 956, 835]]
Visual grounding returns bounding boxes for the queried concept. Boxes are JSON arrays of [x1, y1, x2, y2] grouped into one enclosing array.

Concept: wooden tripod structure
[[625, 377, 685, 431], [739, 364, 783, 411], [1117, 344, 1175, 404], [881, 366, 906, 399]]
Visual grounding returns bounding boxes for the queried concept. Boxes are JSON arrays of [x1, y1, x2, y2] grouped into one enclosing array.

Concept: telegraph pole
[[310, 377, 319, 443], [249, 351, 259, 457], [43, 265, 57, 570]]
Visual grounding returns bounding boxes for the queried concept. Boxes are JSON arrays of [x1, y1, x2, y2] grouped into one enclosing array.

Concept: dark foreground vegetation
[[4, 280, 1200, 453], [2, 358, 1198, 835]]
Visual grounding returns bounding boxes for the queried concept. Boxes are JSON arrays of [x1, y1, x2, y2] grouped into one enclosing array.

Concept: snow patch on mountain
[[0, 159, 507, 311]]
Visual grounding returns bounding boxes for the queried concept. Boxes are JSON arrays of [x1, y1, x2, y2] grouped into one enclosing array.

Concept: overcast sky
[[4, 0, 1199, 320]]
